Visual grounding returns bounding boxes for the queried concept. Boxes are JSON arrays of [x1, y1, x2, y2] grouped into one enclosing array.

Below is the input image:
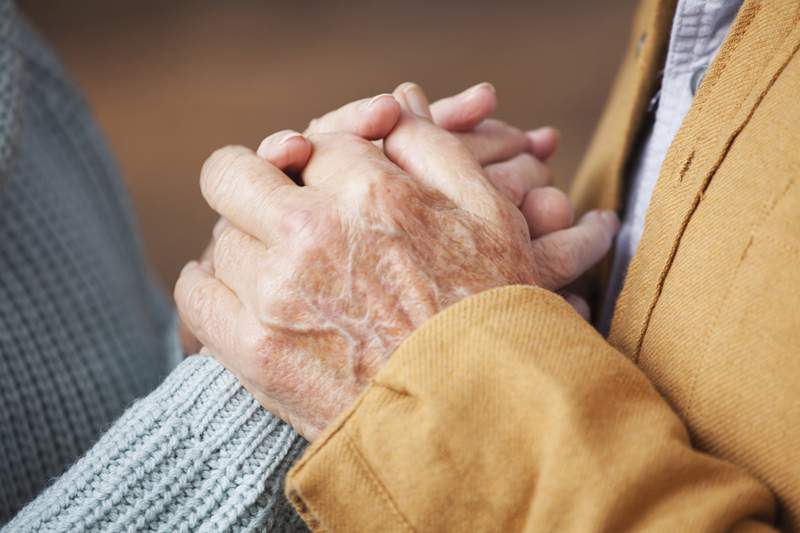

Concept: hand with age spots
[[175, 84, 618, 440], [179, 82, 583, 354]]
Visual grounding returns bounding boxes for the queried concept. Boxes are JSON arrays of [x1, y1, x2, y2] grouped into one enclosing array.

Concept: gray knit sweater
[[0, 3, 307, 531]]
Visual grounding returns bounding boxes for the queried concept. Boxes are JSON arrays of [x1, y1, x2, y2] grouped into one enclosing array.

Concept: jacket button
[[635, 32, 647, 57]]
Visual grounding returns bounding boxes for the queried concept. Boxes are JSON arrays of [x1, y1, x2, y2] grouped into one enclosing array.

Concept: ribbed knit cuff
[[4, 356, 308, 532]]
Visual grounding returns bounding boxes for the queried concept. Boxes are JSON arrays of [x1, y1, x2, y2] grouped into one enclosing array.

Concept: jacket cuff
[[286, 282, 777, 532], [285, 285, 553, 532]]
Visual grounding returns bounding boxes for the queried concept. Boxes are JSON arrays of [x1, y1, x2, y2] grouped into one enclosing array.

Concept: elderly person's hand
[[174, 88, 618, 440], [179, 82, 573, 353], [302, 82, 571, 240]]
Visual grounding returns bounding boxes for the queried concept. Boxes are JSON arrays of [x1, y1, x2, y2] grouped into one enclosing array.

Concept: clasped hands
[[176, 82, 618, 440]]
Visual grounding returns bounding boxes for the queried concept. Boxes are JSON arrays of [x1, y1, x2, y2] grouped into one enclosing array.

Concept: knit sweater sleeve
[[2, 356, 309, 533]]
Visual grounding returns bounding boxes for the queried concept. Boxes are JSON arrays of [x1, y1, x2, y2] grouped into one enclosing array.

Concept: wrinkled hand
[[179, 82, 571, 354], [175, 95, 618, 439], [302, 82, 571, 240]]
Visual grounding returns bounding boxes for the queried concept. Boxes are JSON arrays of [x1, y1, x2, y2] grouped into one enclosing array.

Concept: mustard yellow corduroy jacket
[[285, 0, 800, 530]]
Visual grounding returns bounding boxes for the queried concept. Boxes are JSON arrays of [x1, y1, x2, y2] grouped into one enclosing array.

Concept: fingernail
[[365, 93, 393, 110], [600, 209, 620, 230], [278, 131, 303, 145], [527, 127, 547, 139], [401, 83, 431, 118], [466, 82, 495, 99]]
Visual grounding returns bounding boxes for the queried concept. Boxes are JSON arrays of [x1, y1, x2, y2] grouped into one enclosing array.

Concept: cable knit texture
[[0, 2, 307, 530]]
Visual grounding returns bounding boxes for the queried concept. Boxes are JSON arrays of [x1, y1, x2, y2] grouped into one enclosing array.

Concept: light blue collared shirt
[[599, 0, 744, 334]]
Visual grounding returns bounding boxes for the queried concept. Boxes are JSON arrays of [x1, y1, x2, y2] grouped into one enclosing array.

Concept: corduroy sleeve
[[3, 356, 308, 533], [285, 286, 777, 532]]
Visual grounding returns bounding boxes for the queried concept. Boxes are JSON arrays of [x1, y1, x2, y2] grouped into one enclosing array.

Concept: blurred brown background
[[20, 0, 636, 290]]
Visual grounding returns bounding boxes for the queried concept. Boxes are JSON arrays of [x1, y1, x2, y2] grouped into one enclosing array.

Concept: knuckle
[[343, 170, 391, 204], [492, 166, 526, 206], [537, 187, 571, 219], [518, 152, 550, 183], [347, 133, 379, 155], [279, 207, 321, 241], [213, 226, 246, 269], [174, 267, 198, 313], [535, 240, 578, 286], [502, 202, 531, 239], [517, 152, 538, 170], [360, 109, 386, 135], [183, 279, 215, 331], [307, 117, 322, 134], [490, 118, 524, 139], [200, 145, 249, 206]]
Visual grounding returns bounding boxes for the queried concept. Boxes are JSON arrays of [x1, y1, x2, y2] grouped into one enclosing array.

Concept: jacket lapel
[[570, 0, 677, 216], [608, 0, 800, 359], [568, 0, 677, 311]]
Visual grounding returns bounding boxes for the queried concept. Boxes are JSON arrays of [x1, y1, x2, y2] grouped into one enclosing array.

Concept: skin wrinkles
[[176, 85, 618, 440], [179, 84, 570, 354], [240, 171, 538, 398]]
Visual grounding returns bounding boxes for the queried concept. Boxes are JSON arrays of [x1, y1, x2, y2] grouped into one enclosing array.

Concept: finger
[[212, 224, 274, 318], [179, 230, 221, 355], [455, 119, 530, 166], [521, 186, 573, 238], [560, 291, 591, 321], [304, 94, 401, 140], [430, 82, 497, 132], [386, 87, 501, 220], [393, 82, 432, 119], [195, 222, 220, 275], [527, 127, 560, 161], [178, 319, 203, 355], [256, 130, 312, 173], [303, 132, 404, 189], [484, 152, 552, 206], [200, 145, 307, 245], [176, 261, 342, 442], [199, 217, 235, 275], [531, 209, 619, 290], [174, 261, 249, 364]]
